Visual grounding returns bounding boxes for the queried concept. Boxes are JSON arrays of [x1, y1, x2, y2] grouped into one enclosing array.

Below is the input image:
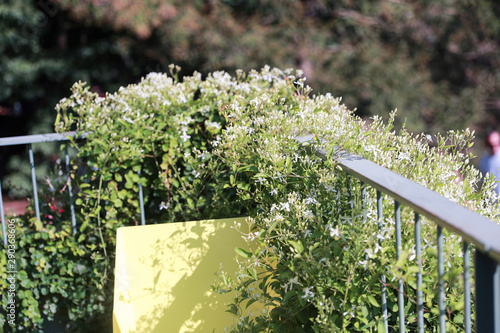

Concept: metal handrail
[[0, 131, 144, 245], [297, 134, 500, 333], [0, 132, 85, 243], [0, 131, 89, 147], [297, 134, 500, 260]]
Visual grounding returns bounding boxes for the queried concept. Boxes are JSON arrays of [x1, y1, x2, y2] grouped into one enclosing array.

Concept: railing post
[[377, 190, 388, 332], [415, 213, 424, 333], [361, 181, 366, 210], [29, 144, 41, 221], [65, 146, 77, 234], [475, 250, 500, 333], [464, 242, 471, 333], [138, 170, 145, 226], [437, 226, 446, 332], [395, 200, 405, 333]]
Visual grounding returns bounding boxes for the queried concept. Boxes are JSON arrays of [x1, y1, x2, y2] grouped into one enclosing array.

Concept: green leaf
[[453, 314, 464, 324], [226, 303, 238, 316], [245, 299, 258, 309], [288, 240, 304, 254], [284, 290, 297, 303], [367, 295, 380, 307], [378, 320, 386, 333], [235, 247, 253, 258]]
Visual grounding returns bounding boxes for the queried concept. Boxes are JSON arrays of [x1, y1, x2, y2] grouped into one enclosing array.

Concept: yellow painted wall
[[113, 217, 267, 333]]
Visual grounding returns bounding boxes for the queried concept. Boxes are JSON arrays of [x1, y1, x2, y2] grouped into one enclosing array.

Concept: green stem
[[96, 174, 107, 259]]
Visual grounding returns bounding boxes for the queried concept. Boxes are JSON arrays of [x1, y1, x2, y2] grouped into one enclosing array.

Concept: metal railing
[[1, 132, 499, 331], [297, 134, 500, 333], [0, 132, 145, 246]]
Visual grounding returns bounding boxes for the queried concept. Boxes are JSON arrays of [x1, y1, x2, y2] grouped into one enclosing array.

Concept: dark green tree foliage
[[2, 0, 500, 193], [52, 0, 500, 136], [0, 0, 167, 195]]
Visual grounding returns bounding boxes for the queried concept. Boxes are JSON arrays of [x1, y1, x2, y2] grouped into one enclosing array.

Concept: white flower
[[180, 117, 193, 126], [285, 277, 300, 292], [303, 210, 314, 220], [159, 201, 169, 210], [248, 232, 260, 241], [294, 80, 304, 88], [329, 225, 340, 238], [270, 189, 278, 195], [180, 131, 191, 142], [302, 287, 315, 300], [374, 243, 383, 253], [205, 120, 221, 130], [304, 196, 317, 205], [279, 202, 290, 212], [398, 152, 410, 161], [198, 152, 209, 160], [255, 177, 267, 184], [123, 116, 134, 124]]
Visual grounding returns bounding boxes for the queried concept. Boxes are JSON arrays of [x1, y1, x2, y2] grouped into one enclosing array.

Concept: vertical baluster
[[347, 176, 352, 210], [415, 213, 424, 332], [0, 177, 7, 246], [463, 242, 471, 333], [437, 226, 446, 332], [475, 250, 500, 333], [138, 170, 145, 226], [29, 144, 41, 221], [395, 201, 405, 333], [347, 176, 351, 197], [65, 146, 77, 234], [361, 181, 366, 210], [377, 191, 388, 332]]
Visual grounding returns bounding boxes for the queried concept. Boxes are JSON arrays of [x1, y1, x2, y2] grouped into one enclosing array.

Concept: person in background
[[479, 130, 500, 195]]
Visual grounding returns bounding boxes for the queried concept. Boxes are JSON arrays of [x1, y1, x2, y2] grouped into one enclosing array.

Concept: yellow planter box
[[113, 217, 266, 333]]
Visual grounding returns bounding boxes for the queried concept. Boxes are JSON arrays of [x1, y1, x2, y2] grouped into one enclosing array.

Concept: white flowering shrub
[[52, 66, 498, 332], [205, 68, 500, 331]]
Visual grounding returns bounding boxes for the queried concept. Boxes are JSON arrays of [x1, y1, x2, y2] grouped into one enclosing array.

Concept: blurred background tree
[[2, 0, 500, 195]]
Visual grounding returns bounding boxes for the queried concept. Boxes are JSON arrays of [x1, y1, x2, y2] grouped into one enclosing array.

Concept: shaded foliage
[[3, 0, 500, 193], [51, 0, 500, 135]]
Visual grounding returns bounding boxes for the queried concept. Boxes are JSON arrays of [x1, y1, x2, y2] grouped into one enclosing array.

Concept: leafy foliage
[[203, 67, 499, 331], [52, 0, 500, 136], [4, 0, 500, 195], [1, 66, 498, 331]]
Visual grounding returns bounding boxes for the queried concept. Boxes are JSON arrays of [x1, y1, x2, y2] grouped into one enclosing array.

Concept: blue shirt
[[479, 152, 500, 194]]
